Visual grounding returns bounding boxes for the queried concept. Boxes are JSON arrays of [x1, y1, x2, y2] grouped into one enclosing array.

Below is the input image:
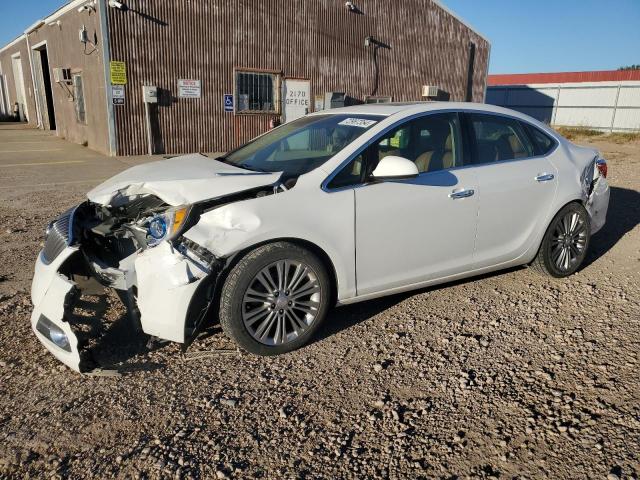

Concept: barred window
[[235, 70, 279, 114], [73, 74, 86, 124]]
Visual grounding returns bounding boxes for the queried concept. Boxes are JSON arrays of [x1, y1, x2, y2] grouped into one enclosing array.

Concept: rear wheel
[[219, 242, 331, 355], [532, 203, 591, 278]]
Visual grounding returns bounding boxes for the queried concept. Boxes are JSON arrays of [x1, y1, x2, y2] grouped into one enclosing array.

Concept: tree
[[618, 65, 640, 70]]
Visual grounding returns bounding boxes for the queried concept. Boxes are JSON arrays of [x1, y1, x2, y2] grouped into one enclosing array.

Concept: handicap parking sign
[[224, 94, 233, 112]]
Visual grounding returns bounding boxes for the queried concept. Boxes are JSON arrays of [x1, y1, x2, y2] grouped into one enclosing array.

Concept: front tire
[[219, 242, 331, 355], [532, 202, 591, 278]]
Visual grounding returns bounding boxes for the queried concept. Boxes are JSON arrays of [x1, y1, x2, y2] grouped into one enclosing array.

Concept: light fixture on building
[[108, 0, 128, 10], [345, 1, 362, 13], [77, 1, 96, 13], [364, 36, 390, 50]]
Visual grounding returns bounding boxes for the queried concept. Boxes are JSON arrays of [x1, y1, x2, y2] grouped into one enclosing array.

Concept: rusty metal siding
[[15, 10, 111, 153], [0, 37, 38, 125], [107, 0, 489, 156]]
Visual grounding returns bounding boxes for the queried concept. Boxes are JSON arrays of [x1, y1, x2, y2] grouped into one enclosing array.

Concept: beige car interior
[[414, 123, 456, 173]]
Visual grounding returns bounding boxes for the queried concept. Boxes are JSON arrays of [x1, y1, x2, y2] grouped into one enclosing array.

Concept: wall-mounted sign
[[110, 61, 127, 85], [223, 93, 233, 112], [282, 79, 310, 123], [178, 79, 201, 98], [112, 85, 125, 105]]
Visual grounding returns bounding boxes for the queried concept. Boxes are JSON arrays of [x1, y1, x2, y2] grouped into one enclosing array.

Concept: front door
[[282, 78, 310, 123], [352, 112, 479, 296]]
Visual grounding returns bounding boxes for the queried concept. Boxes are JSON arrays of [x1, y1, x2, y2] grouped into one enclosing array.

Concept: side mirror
[[371, 156, 419, 180]]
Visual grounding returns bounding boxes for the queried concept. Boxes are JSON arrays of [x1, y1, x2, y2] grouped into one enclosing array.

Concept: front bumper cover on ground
[[31, 248, 84, 371], [30, 243, 211, 373]]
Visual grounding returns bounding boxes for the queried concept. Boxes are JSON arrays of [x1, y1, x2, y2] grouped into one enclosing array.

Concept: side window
[[327, 123, 414, 189], [73, 74, 86, 124], [469, 113, 534, 163], [326, 113, 464, 188], [522, 123, 556, 155], [326, 152, 366, 189], [412, 113, 463, 173], [369, 112, 463, 174]]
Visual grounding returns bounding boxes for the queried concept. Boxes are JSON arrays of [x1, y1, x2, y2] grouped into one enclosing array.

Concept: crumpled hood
[[87, 154, 282, 206]]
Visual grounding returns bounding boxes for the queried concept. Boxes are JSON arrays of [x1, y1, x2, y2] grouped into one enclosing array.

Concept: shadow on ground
[[583, 186, 640, 268]]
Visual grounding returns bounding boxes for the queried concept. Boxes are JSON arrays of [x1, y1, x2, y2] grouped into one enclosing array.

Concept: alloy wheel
[[242, 260, 322, 346], [550, 211, 587, 272]]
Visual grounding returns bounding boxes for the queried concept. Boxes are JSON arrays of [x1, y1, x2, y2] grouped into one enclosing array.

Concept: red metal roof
[[488, 70, 640, 86]]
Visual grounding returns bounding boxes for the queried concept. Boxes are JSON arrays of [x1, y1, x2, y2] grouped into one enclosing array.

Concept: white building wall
[[487, 81, 640, 132]]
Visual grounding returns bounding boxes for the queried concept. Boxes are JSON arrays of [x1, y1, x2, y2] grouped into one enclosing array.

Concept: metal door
[[31, 49, 49, 129], [11, 55, 28, 122], [282, 78, 310, 123]]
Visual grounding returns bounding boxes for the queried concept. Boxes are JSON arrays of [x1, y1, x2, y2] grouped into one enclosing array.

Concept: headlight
[[146, 205, 191, 246]]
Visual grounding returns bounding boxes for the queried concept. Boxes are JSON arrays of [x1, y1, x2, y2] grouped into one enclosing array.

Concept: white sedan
[[31, 102, 610, 372]]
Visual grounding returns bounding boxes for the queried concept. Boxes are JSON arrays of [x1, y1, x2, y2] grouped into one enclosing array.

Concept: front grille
[[42, 206, 77, 264]]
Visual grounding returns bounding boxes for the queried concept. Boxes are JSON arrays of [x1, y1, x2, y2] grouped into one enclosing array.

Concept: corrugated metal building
[[487, 70, 640, 132], [0, 0, 490, 156]]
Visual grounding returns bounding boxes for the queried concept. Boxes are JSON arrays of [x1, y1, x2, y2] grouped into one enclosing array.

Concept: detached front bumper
[[30, 242, 212, 373], [31, 248, 84, 371]]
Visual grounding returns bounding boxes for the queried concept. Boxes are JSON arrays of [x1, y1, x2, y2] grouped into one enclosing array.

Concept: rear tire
[[532, 203, 591, 278], [219, 242, 331, 355]]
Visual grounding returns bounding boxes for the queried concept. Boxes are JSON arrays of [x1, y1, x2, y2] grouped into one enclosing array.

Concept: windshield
[[222, 114, 382, 176]]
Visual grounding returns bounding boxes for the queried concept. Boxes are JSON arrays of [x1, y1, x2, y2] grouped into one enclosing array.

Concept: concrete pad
[[0, 124, 164, 194]]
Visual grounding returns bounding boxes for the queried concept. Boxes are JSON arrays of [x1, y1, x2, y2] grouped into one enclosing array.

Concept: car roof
[[311, 101, 528, 119]]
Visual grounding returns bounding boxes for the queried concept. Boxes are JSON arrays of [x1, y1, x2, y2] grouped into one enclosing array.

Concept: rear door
[[466, 113, 558, 268]]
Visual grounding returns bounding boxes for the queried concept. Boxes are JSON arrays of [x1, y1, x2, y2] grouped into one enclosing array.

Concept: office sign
[[282, 79, 310, 123]]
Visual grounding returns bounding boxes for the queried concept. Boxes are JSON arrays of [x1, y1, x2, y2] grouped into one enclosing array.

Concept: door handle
[[449, 188, 475, 199], [535, 173, 555, 182]]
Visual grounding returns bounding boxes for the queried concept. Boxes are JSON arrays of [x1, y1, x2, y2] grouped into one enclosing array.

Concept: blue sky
[[1, 0, 638, 74], [444, 0, 640, 73]]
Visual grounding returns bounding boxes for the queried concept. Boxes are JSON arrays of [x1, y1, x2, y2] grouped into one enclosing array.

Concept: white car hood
[[87, 154, 281, 206]]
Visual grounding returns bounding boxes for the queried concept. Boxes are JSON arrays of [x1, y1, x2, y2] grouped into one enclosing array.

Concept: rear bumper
[[587, 176, 610, 234], [30, 243, 210, 373]]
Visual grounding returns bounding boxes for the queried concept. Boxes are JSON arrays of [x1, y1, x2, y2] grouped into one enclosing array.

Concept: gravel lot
[[1, 128, 639, 479]]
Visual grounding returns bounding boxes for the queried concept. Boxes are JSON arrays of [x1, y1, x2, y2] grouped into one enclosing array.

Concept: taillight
[[596, 158, 607, 178]]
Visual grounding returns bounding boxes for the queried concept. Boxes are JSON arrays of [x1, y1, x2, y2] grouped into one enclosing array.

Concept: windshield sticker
[[338, 118, 378, 128]]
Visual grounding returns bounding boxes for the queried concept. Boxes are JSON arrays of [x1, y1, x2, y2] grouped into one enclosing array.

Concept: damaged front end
[[31, 184, 282, 373]]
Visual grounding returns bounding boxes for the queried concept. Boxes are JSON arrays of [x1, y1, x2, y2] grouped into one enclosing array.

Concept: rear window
[[523, 123, 556, 155]]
